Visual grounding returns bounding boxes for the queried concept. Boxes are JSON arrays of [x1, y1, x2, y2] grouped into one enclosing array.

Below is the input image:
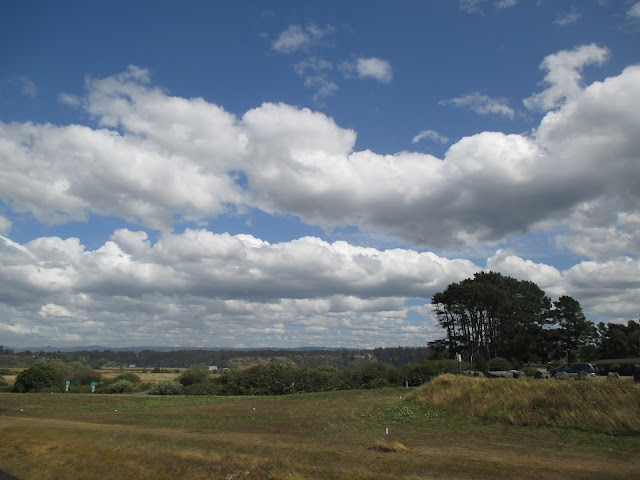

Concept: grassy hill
[[406, 374, 640, 435]]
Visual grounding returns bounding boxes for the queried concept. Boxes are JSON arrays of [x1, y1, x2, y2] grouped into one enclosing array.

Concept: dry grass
[[1, 388, 639, 479], [100, 367, 181, 384], [407, 374, 640, 434], [228, 356, 296, 370], [369, 440, 408, 452]]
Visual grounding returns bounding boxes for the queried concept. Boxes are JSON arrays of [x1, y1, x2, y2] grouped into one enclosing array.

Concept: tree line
[[431, 271, 640, 364]]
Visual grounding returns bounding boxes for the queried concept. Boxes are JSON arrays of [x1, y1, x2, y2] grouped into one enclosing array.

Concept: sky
[[1, 0, 640, 349]]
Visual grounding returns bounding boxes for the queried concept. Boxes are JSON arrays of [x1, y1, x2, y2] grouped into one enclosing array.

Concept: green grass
[[1, 386, 639, 479]]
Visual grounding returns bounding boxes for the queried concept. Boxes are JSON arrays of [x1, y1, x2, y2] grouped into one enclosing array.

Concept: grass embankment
[[406, 374, 640, 434], [1, 380, 639, 479]]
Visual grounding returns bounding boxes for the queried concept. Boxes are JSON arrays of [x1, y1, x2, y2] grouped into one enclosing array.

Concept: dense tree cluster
[[431, 272, 602, 364]]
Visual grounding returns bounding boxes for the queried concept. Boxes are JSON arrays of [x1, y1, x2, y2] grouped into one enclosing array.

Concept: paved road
[[0, 471, 18, 480]]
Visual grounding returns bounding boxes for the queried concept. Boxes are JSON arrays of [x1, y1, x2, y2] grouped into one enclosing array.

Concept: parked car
[[548, 363, 596, 377]]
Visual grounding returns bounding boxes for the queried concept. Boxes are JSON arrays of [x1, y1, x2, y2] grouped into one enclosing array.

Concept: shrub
[[59, 362, 102, 385], [105, 379, 136, 394], [178, 368, 208, 387], [114, 372, 142, 384], [473, 355, 487, 373], [183, 382, 220, 395], [486, 357, 513, 371], [12, 362, 62, 393], [149, 380, 183, 395]]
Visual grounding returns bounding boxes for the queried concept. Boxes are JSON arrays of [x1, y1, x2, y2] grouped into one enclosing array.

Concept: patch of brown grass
[[369, 440, 408, 453], [2, 389, 640, 479], [407, 373, 640, 434]]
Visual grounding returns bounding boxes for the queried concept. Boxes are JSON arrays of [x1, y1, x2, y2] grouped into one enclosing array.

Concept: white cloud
[[3, 229, 639, 347], [628, 3, 640, 18], [0, 231, 480, 347], [272, 25, 309, 53], [459, 0, 517, 14], [0, 216, 10, 235], [523, 44, 610, 111], [440, 92, 514, 118], [17, 76, 37, 98], [294, 57, 338, 104], [412, 130, 449, 145], [342, 57, 393, 83], [555, 200, 640, 259], [272, 24, 335, 53], [495, 0, 517, 7], [1, 50, 639, 251], [554, 9, 582, 26]]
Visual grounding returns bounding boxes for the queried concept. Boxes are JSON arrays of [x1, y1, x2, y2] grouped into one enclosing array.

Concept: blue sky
[[1, 0, 640, 349]]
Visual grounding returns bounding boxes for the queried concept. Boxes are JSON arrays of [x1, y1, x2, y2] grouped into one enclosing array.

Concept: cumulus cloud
[[1, 47, 639, 252], [341, 57, 393, 83], [524, 44, 610, 111], [440, 92, 514, 118], [2, 229, 638, 347], [0, 231, 479, 347], [412, 130, 449, 145]]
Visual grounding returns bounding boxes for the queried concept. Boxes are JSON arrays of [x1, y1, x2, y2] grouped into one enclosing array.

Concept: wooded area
[[431, 271, 639, 364]]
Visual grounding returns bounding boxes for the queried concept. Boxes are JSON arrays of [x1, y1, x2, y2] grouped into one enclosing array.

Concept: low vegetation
[[2, 383, 639, 479], [407, 374, 640, 434]]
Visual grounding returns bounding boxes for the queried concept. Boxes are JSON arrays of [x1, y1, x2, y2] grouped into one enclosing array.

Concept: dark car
[[548, 363, 596, 377]]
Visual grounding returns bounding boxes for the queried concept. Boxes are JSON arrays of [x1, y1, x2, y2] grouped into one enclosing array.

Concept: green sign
[[65, 381, 70, 385], [91, 382, 98, 387]]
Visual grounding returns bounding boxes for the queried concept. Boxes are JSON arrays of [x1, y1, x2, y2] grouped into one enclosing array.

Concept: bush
[[149, 380, 183, 395], [178, 368, 208, 387], [12, 362, 62, 393], [105, 379, 136, 394], [114, 372, 142, 384], [59, 362, 102, 385], [183, 382, 220, 395], [473, 355, 487, 373], [486, 357, 513, 371]]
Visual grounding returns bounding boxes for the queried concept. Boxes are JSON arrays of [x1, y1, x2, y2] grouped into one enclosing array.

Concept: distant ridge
[[9, 345, 360, 353]]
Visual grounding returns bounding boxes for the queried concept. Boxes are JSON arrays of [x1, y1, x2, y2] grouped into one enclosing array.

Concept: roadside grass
[[406, 374, 640, 434], [1, 387, 639, 479]]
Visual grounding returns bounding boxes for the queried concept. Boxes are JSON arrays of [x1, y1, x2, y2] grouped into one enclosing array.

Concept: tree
[[549, 296, 596, 362], [431, 272, 551, 363], [12, 362, 62, 393], [597, 320, 640, 359]]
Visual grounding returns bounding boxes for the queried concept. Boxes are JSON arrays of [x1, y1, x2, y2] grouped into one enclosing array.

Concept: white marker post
[[65, 380, 70, 392]]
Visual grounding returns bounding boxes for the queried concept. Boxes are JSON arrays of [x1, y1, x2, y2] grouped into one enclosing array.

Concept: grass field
[[1, 380, 639, 480]]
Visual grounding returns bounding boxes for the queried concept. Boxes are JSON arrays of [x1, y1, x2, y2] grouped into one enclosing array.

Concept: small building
[[208, 365, 219, 372]]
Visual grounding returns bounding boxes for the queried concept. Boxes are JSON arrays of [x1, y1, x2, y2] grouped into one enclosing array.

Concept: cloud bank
[[1, 44, 639, 347]]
